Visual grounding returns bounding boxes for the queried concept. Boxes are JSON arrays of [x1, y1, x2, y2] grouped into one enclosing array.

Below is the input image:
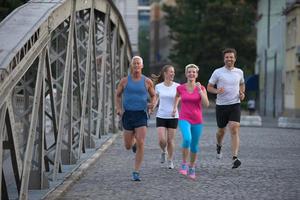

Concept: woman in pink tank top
[[172, 64, 209, 179]]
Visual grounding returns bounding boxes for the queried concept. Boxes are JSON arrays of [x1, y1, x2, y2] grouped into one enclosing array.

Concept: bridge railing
[[0, 0, 132, 199]]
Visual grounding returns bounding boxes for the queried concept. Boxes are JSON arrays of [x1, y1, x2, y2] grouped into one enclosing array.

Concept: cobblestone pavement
[[50, 113, 300, 200]]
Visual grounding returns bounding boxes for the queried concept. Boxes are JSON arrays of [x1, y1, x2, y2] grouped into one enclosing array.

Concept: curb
[[241, 115, 262, 126], [278, 117, 300, 129], [42, 133, 120, 200]]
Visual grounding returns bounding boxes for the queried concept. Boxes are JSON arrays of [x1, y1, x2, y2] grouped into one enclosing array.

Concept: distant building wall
[[113, 0, 139, 54], [284, 1, 300, 117], [149, 0, 175, 74], [256, 0, 286, 117], [138, 1, 150, 71]]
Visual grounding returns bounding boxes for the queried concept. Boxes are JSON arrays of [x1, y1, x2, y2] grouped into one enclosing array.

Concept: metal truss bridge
[[0, 0, 132, 199]]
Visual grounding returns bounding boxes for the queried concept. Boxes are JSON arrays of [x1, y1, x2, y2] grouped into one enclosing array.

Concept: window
[[139, 0, 150, 6]]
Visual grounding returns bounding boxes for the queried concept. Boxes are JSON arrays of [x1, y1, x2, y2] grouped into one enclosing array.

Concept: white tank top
[[155, 82, 180, 118]]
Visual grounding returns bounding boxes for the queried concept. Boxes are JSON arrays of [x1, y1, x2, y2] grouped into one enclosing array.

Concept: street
[[49, 110, 300, 200]]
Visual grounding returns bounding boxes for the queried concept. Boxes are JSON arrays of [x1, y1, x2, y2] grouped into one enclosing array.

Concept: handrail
[[0, 1, 132, 199]]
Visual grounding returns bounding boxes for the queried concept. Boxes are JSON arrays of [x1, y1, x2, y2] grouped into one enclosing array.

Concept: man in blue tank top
[[115, 56, 156, 181]]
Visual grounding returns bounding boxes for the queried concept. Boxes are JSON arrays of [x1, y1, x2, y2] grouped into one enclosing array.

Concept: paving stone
[[45, 112, 300, 200]]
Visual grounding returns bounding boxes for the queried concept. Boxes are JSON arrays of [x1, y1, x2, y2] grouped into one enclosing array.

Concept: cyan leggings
[[178, 120, 203, 153]]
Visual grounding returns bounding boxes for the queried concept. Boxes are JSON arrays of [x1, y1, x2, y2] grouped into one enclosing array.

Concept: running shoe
[[188, 167, 196, 179], [179, 163, 188, 175], [232, 158, 242, 169], [160, 151, 167, 163], [132, 143, 137, 153], [167, 160, 174, 169], [216, 144, 222, 159], [132, 171, 141, 181]]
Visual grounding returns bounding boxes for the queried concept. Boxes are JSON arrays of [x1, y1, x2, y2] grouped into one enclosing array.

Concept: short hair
[[222, 48, 237, 58], [131, 56, 143, 65], [185, 64, 199, 73]]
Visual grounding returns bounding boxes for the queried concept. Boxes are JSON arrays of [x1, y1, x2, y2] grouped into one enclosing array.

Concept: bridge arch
[[0, 0, 132, 199]]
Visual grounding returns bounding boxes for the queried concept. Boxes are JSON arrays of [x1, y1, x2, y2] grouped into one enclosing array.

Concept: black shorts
[[156, 117, 178, 129], [216, 103, 241, 128], [122, 110, 148, 131]]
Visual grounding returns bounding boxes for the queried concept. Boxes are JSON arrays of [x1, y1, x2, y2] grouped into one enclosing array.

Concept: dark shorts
[[216, 103, 241, 128], [156, 117, 178, 129], [122, 110, 148, 131]]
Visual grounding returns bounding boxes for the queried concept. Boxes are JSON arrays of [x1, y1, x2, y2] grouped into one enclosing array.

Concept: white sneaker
[[216, 153, 222, 159], [160, 152, 167, 163], [167, 160, 174, 169]]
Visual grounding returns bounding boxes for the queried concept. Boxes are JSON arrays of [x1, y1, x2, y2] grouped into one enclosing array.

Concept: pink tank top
[[177, 84, 204, 124]]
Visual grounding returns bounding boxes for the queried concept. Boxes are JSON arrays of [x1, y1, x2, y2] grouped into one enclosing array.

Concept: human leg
[[229, 121, 240, 157], [229, 121, 241, 168], [216, 128, 226, 145], [123, 130, 135, 150], [216, 128, 226, 159], [179, 152, 189, 175], [178, 120, 191, 162], [228, 104, 242, 168], [122, 111, 136, 151], [216, 105, 229, 159], [124, 111, 147, 180], [178, 120, 191, 175], [186, 124, 203, 179], [228, 104, 241, 157], [166, 128, 176, 169], [157, 127, 167, 163], [166, 128, 176, 161], [165, 118, 178, 169], [216, 104, 227, 145], [134, 126, 147, 172], [157, 127, 167, 151], [189, 124, 203, 166]]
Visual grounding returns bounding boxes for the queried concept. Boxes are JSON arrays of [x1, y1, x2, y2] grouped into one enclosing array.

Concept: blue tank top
[[123, 75, 148, 111]]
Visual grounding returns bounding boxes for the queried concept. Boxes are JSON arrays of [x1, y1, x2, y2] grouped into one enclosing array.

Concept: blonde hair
[[185, 64, 199, 73]]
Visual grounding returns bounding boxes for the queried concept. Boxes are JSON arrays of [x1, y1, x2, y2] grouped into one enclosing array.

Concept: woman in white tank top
[[152, 65, 180, 169]]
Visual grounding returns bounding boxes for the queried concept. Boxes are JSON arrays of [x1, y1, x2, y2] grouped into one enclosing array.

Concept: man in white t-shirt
[[207, 48, 245, 169]]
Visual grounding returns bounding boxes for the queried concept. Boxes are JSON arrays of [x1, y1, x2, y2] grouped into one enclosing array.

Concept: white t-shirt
[[208, 66, 244, 105], [155, 82, 180, 118]]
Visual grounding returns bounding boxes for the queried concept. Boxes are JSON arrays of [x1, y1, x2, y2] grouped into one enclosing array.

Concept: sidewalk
[[44, 113, 300, 200]]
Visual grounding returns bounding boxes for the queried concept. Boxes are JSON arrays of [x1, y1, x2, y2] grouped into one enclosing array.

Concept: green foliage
[[163, 0, 257, 83], [139, 26, 150, 76]]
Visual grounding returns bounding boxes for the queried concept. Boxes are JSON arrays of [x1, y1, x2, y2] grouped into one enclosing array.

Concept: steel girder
[[0, 0, 132, 199]]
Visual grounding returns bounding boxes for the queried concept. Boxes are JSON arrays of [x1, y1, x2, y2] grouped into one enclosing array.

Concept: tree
[[139, 26, 150, 75], [163, 0, 257, 83]]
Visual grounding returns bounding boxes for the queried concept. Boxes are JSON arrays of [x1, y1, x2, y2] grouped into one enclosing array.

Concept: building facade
[[256, 0, 286, 117], [284, 1, 300, 117], [149, 0, 175, 74], [113, 0, 139, 54], [256, 0, 300, 117], [137, 0, 150, 71]]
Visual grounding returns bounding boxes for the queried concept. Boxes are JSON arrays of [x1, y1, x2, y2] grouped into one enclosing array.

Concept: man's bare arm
[[207, 83, 224, 94], [115, 78, 126, 115], [146, 78, 156, 113], [239, 83, 245, 101]]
